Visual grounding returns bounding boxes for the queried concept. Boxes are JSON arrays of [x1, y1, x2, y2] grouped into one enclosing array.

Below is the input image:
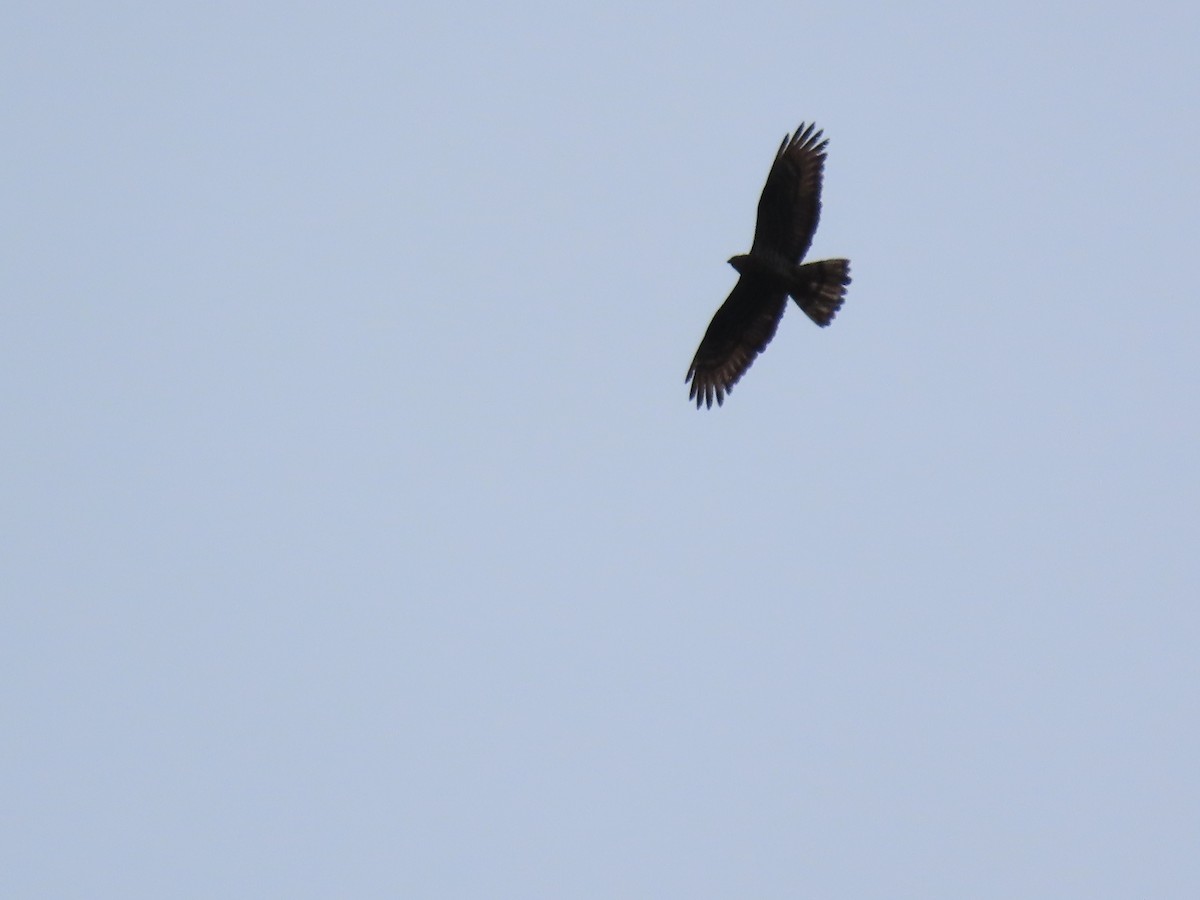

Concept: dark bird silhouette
[[686, 123, 850, 408]]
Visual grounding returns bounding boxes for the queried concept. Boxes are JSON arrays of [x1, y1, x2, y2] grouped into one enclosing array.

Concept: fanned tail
[[789, 259, 850, 327]]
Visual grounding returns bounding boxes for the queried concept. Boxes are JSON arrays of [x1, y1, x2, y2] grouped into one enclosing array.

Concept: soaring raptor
[[686, 123, 850, 408]]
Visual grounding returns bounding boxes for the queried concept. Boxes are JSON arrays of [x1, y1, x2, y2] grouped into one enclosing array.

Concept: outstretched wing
[[750, 123, 828, 262], [686, 274, 788, 409]]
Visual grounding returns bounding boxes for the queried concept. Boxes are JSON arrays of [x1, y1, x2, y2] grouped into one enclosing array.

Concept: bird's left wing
[[749, 123, 828, 263]]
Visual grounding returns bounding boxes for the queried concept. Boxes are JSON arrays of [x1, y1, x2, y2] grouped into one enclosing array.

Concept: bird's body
[[686, 123, 850, 408]]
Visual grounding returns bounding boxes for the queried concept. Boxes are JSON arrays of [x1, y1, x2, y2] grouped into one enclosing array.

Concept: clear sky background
[[4, 2, 1198, 897]]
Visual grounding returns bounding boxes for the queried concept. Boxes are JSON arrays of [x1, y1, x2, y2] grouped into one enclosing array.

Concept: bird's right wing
[[749, 123, 828, 263], [686, 275, 788, 409]]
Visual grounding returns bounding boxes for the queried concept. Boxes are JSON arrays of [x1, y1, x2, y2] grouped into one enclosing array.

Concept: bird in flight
[[686, 123, 850, 408]]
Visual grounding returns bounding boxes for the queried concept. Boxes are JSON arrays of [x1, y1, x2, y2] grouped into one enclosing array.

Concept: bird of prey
[[686, 123, 850, 408]]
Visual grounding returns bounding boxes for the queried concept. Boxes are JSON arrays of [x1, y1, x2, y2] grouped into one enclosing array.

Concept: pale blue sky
[[4, 2, 1199, 897]]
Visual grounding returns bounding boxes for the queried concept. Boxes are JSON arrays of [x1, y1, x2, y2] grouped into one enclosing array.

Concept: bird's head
[[727, 253, 752, 274]]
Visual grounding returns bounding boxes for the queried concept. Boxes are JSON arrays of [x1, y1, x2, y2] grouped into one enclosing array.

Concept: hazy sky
[[4, 2, 1198, 897]]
